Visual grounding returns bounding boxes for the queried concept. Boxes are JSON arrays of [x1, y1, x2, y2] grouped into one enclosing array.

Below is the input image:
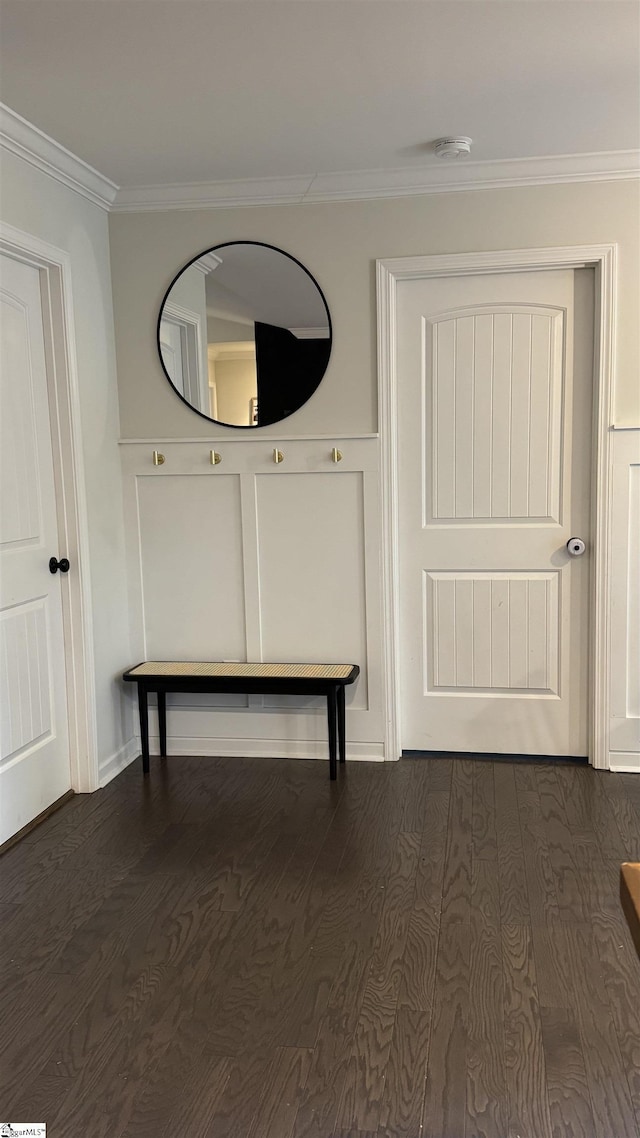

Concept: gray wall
[[109, 179, 640, 440]]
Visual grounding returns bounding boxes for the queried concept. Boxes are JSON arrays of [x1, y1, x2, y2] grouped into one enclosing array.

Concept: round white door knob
[[566, 537, 586, 557]]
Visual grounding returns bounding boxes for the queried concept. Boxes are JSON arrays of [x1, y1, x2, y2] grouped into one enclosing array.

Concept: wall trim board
[[609, 753, 640, 774], [377, 244, 617, 769], [0, 103, 118, 211], [609, 427, 640, 764], [120, 439, 381, 477], [119, 434, 380, 445], [139, 735, 385, 763], [111, 151, 640, 212], [99, 737, 139, 786], [0, 221, 100, 792]]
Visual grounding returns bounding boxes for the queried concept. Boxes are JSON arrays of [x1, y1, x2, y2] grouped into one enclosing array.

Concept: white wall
[[609, 428, 640, 771], [208, 315, 254, 343], [0, 150, 134, 781]]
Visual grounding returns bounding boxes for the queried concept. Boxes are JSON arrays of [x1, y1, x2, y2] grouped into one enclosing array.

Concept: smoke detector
[[433, 136, 472, 159]]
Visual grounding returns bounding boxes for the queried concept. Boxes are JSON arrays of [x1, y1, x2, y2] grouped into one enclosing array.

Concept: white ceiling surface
[[0, 0, 638, 193], [203, 244, 329, 330]]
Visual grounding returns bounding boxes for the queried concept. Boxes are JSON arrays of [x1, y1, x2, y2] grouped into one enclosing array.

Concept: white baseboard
[[609, 751, 640, 773], [99, 737, 139, 786], [143, 735, 385, 763]]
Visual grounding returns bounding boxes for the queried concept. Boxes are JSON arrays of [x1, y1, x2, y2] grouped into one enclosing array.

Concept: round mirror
[[157, 241, 332, 428]]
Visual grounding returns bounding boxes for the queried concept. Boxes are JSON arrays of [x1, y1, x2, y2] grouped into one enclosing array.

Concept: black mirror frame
[[156, 240, 333, 429]]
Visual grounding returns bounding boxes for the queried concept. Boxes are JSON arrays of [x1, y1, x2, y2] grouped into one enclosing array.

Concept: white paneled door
[[0, 253, 70, 843], [398, 269, 593, 756]]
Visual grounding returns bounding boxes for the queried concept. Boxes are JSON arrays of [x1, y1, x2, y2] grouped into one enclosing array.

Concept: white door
[[397, 269, 593, 756], [0, 253, 71, 843]]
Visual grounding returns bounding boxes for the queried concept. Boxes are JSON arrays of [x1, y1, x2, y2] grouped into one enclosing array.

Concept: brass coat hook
[[273, 449, 284, 464], [152, 450, 165, 465], [210, 451, 222, 465], [331, 448, 343, 463]]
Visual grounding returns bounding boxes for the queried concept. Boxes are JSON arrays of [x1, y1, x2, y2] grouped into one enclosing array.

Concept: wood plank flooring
[[1, 754, 639, 1137]]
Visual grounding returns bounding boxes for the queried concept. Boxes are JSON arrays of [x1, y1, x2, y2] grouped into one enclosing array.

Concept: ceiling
[[204, 243, 329, 330], [0, 0, 638, 196]]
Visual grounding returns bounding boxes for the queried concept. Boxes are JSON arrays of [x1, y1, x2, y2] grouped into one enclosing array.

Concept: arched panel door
[[397, 269, 594, 757]]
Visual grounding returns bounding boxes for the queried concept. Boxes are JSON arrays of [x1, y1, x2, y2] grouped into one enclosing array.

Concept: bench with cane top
[[123, 661, 360, 780]]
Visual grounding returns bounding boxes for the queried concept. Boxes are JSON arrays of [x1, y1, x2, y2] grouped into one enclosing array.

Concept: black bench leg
[[327, 687, 338, 780], [337, 684, 346, 765], [157, 691, 167, 758], [138, 686, 150, 774]]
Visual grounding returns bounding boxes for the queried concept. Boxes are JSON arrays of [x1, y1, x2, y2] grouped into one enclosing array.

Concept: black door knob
[[49, 556, 70, 574]]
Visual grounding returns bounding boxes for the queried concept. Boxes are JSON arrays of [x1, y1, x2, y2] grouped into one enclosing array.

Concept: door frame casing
[[377, 244, 616, 769], [160, 300, 206, 411], [1, 221, 99, 791]]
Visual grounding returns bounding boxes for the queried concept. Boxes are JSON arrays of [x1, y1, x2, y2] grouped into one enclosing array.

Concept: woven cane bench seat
[[126, 661, 355, 680]]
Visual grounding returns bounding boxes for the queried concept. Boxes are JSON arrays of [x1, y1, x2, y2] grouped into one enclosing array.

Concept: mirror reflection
[[158, 242, 332, 427]]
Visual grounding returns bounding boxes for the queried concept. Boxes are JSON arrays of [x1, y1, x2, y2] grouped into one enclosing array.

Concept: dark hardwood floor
[[1, 754, 639, 1137]]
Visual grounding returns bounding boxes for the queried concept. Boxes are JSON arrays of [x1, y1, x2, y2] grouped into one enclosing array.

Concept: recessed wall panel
[[137, 474, 246, 668], [257, 472, 368, 709]]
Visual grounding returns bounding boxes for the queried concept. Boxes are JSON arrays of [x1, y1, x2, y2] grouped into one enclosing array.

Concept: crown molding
[[304, 150, 640, 201], [112, 150, 640, 212], [2, 102, 637, 214], [194, 251, 223, 274], [0, 103, 118, 211], [112, 173, 313, 212]]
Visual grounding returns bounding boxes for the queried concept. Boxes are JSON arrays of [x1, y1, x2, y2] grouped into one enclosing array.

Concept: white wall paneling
[[136, 473, 246, 664], [121, 437, 384, 762], [257, 472, 369, 710], [609, 427, 640, 771]]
